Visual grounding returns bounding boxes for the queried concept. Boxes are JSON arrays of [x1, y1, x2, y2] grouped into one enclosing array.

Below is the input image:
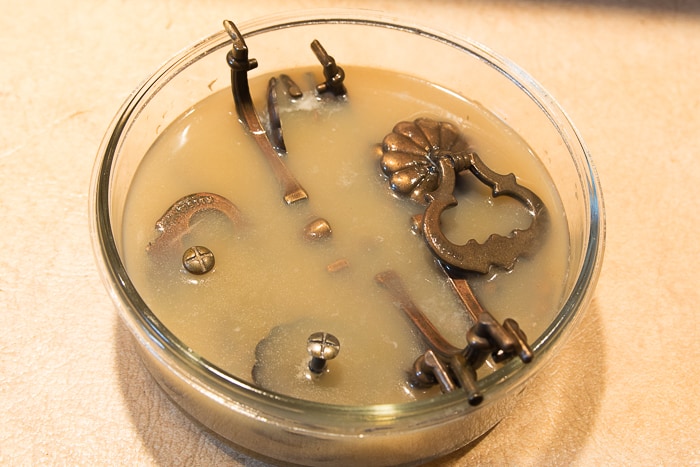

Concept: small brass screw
[[307, 332, 340, 374], [182, 246, 215, 275]]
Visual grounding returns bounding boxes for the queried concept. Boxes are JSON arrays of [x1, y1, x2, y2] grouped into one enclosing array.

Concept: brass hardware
[[147, 192, 242, 253], [267, 77, 286, 152], [307, 332, 341, 374], [224, 20, 308, 205], [182, 246, 215, 275], [377, 118, 545, 402], [380, 118, 548, 275], [310, 39, 346, 96], [303, 218, 333, 241], [280, 73, 303, 99]]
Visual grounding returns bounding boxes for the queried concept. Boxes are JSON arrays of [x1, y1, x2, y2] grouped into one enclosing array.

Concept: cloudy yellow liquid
[[122, 66, 569, 405]]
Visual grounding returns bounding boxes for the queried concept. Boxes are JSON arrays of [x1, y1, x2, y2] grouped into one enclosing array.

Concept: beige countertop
[[1, 1, 698, 465]]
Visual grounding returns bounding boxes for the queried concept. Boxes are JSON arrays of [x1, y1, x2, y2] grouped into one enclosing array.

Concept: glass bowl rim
[[90, 8, 605, 427]]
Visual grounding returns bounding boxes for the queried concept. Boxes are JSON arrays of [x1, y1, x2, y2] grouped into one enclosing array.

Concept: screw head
[[182, 246, 215, 275], [307, 332, 340, 373]]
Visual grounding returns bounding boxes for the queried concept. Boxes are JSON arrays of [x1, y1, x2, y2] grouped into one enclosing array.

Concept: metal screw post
[[307, 332, 340, 374]]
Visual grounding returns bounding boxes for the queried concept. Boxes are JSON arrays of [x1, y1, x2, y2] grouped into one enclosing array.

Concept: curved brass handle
[[224, 20, 308, 205], [421, 152, 548, 274], [147, 192, 243, 254]]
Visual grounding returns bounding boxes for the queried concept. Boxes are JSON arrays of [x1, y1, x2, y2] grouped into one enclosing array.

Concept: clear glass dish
[[90, 10, 604, 466]]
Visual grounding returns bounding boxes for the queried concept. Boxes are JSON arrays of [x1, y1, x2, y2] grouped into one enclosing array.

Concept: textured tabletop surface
[[1, 1, 699, 465]]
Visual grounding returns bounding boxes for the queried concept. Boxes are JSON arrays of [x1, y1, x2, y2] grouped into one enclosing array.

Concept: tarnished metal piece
[[376, 119, 543, 401], [326, 258, 349, 273], [423, 153, 548, 274], [375, 270, 461, 359], [267, 77, 285, 152], [182, 246, 215, 275], [413, 350, 455, 393], [224, 20, 308, 205], [376, 269, 531, 403], [499, 319, 533, 363], [307, 332, 340, 374], [381, 119, 464, 203], [280, 73, 303, 99], [447, 353, 482, 405], [376, 267, 529, 365], [462, 309, 531, 369], [440, 267, 484, 323], [380, 118, 548, 274], [147, 192, 242, 253], [413, 351, 481, 404], [303, 218, 332, 241], [310, 39, 346, 96]]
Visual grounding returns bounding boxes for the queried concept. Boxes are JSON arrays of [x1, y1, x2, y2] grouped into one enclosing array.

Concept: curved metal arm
[[147, 192, 242, 253], [224, 20, 308, 205], [422, 152, 548, 274]]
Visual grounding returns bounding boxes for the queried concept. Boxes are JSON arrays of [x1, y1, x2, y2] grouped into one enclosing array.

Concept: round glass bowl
[[91, 10, 604, 466]]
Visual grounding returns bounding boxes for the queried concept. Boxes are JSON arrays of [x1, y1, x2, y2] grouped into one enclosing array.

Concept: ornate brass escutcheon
[[380, 118, 548, 275]]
